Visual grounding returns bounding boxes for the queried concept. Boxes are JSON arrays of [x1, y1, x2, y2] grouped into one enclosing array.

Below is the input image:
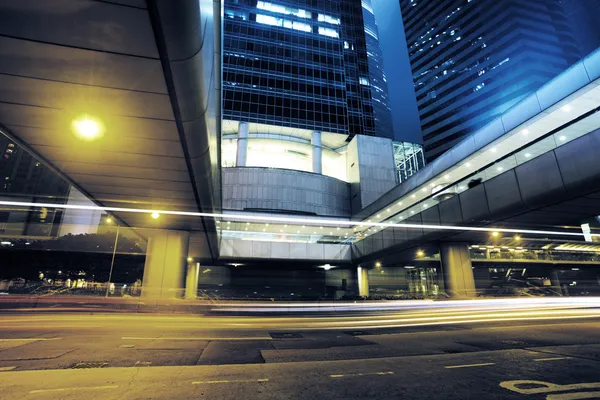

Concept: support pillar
[[236, 121, 249, 167], [357, 266, 369, 297], [440, 243, 476, 298], [185, 262, 200, 299], [311, 131, 322, 174], [142, 230, 190, 299], [550, 270, 563, 295]]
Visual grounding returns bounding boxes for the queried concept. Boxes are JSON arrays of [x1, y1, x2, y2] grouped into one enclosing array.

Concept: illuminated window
[[359, 77, 370, 86], [256, 1, 310, 19], [318, 13, 340, 25], [256, 14, 282, 27], [318, 26, 339, 38], [344, 41, 350, 49]]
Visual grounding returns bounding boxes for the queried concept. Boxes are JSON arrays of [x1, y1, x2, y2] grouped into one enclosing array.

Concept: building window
[[256, 1, 311, 19], [318, 26, 339, 38], [318, 13, 340, 25], [359, 77, 370, 86]]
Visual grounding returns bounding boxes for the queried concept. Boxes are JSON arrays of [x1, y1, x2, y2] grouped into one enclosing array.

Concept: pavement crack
[[118, 366, 141, 399]]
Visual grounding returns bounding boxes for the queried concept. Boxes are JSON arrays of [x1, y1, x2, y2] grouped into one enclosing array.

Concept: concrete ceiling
[[0, 0, 220, 247]]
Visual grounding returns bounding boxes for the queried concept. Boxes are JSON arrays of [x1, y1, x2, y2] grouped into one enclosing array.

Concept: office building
[[223, 0, 394, 139], [400, 0, 580, 161]]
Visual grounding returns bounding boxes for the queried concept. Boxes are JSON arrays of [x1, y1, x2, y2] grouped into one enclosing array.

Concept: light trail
[[0, 200, 597, 238]]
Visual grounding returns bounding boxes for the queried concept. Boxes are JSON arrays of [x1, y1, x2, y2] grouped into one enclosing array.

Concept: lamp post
[[105, 219, 120, 298]]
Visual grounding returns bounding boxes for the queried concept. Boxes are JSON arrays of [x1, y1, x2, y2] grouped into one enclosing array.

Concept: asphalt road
[[1, 301, 600, 399]]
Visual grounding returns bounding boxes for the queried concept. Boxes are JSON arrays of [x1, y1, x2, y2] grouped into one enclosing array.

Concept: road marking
[[547, 391, 600, 399], [134, 361, 152, 367], [500, 380, 600, 395], [534, 357, 570, 362], [119, 344, 135, 348], [192, 379, 269, 384], [0, 338, 61, 341], [122, 336, 272, 341], [445, 363, 495, 369], [0, 366, 17, 371], [29, 385, 119, 394], [330, 371, 394, 378]]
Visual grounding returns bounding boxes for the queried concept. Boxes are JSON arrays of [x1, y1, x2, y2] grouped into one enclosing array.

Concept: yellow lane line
[[0, 338, 61, 341], [330, 371, 394, 378], [29, 385, 119, 394], [445, 363, 495, 369], [0, 366, 17, 371], [192, 379, 269, 384], [533, 357, 570, 362]]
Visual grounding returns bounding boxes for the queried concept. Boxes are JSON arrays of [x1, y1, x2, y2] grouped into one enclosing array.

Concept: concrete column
[[185, 262, 200, 300], [311, 131, 322, 174], [236, 121, 249, 167], [142, 230, 190, 299], [550, 270, 563, 295], [357, 266, 369, 297], [440, 243, 476, 298]]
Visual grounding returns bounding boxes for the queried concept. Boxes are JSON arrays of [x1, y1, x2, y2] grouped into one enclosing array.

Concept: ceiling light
[[514, 235, 521, 241], [465, 162, 471, 167], [525, 153, 531, 158], [375, 262, 382, 268], [377, 214, 381, 218], [187, 257, 193, 262], [521, 129, 529, 135], [491, 147, 497, 153], [444, 174, 450, 179], [105, 217, 112, 224], [410, 211, 415, 214], [561, 105, 572, 112], [72, 115, 103, 141], [492, 231, 499, 237], [265, 223, 269, 227], [398, 201, 403, 205], [417, 250, 424, 257], [497, 167, 503, 171], [245, 222, 249, 225], [411, 194, 416, 198], [559, 135, 566, 141], [387, 208, 391, 212]]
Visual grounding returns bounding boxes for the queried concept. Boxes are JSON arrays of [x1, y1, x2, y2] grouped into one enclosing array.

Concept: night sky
[[373, 0, 423, 144]]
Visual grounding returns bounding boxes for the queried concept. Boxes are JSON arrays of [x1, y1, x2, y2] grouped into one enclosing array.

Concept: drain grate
[[270, 332, 303, 339], [71, 361, 109, 369]]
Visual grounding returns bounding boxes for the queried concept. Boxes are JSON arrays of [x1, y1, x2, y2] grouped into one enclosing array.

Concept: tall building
[[222, 0, 394, 139], [560, 0, 600, 58], [400, 0, 580, 161]]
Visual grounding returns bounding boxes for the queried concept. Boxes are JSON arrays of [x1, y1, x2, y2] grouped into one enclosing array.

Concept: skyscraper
[[400, 0, 580, 161], [222, 0, 394, 139]]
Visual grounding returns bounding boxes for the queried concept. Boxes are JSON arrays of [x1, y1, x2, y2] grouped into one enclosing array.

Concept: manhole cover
[[270, 332, 303, 339], [71, 361, 109, 369]]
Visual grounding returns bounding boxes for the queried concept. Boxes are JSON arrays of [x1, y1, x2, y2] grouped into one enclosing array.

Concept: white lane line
[[134, 361, 152, 367], [29, 385, 119, 394], [533, 357, 570, 362], [330, 371, 394, 378], [445, 363, 495, 369], [119, 344, 135, 348], [0, 366, 17, 371], [122, 336, 272, 341], [192, 379, 269, 384]]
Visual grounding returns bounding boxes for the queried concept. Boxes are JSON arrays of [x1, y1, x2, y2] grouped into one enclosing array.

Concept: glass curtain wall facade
[[400, 0, 580, 161], [223, 0, 394, 139], [360, 0, 394, 138]]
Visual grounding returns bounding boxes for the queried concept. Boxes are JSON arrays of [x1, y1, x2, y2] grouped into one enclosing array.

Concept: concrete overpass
[[0, 0, 222, 297]]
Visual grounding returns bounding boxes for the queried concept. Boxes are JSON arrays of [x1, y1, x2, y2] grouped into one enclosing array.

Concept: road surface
[[1, 299, 600, 399]]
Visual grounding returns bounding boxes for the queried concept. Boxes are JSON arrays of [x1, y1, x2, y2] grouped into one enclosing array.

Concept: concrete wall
[[222, 167, 351, 217], [347, 135, 397, 213], [219, 239, 352, 261]]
